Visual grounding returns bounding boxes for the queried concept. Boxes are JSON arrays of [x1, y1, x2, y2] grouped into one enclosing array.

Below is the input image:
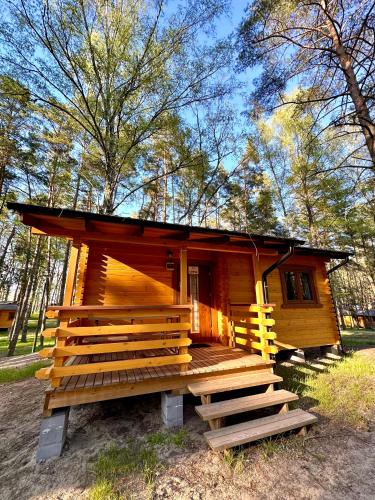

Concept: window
[[280, 266, 320, 307]]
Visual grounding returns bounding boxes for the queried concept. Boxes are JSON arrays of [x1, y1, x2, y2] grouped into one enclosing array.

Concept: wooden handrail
[[39, 305, 192, 387], [228, 303, 278, 360], [47, 304, 192, 311]]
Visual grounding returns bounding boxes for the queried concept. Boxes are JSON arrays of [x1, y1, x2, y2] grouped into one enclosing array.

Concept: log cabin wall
[[81, 243, 175, 306], [227, 254, 256, 305], [258, 255, 340, 349], [71, 240, 339, 350], [0, 310, 13, 329]]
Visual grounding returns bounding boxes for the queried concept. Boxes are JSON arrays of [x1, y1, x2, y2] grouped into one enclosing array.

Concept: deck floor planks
[[55, 344, 270, 392]]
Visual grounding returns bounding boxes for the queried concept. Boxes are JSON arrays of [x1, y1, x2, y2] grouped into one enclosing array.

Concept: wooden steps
[[204, 409, 318, 451], [189, 370, 317, 450], [195, 389, 298, 421], [188, 372, 282, 397]]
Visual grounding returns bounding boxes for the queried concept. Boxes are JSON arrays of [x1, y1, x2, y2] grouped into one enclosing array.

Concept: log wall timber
[[82, 244, 175, 306], [258, 255, 340, 349], [0, 310, 15, 329], [227, 254, 256, 305]]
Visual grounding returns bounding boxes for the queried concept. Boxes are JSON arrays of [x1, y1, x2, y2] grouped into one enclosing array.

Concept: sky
[[119, 0, 256, 217]]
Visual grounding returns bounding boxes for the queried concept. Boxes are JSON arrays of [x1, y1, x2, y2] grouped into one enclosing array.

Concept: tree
[[0, 0, 232, 213], [238, 0, 375, 171], [221, 138, 279, 234], [0, 75, 32, 204]]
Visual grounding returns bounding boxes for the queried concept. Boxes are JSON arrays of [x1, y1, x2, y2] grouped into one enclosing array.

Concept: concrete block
[[161, 392, 183, 428], [36, 442, 65, 462], [290, 349, 305, 363], [321, 344, 342, 357], [36, 408, 70, 462]]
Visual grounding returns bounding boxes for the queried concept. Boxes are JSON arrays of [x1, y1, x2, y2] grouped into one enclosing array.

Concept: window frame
[[279, 265, 322, 308]]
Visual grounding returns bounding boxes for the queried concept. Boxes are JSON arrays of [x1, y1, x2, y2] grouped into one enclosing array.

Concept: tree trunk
[[323, 1, 375, 167], [0, 225, 15, 271], [7, 236, 43, 356]]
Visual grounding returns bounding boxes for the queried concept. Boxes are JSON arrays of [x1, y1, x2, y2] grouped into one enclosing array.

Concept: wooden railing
[[36, 305, 192, 387], [228, 303, 278, 361]]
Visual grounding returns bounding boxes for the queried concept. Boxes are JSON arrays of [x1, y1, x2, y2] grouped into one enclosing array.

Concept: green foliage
[[1, 0, 231, 213], [0, 327, 55, 357], [304, 356, 375, 427], [222, 448, 247, 473], [341, 329, 375, 347], [89, 430, 188, 500], [0, 360, 50, 383], [276, 354, 375, 428], [145, 428, 188, 448]]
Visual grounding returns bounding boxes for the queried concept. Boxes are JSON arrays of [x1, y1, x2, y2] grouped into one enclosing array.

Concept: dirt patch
[[355, 347, 375, 360], [0, 371, 375, 499]]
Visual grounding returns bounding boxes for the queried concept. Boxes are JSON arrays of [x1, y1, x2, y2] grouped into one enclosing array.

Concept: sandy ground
[[1, 359, 375, 499]]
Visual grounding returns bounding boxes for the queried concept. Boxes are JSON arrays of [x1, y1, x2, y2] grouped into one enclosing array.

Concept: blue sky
[[120, 0, 256, 217]]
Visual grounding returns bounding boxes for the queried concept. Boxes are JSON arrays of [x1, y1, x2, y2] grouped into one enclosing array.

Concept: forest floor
[[0, 346, 375, 500]]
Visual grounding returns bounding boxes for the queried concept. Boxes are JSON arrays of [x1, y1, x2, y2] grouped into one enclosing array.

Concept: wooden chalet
[[0, 302, 18, 330], [8, 202, 352, 453]]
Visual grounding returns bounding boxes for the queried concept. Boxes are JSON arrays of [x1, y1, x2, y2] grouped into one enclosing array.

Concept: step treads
[[204, 409, 318, 451], [188, 372, 282, 396], [196, 389, 298, 420]]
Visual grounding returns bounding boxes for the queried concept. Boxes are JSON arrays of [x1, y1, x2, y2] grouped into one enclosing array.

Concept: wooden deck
[[44, 344, 274, 414]]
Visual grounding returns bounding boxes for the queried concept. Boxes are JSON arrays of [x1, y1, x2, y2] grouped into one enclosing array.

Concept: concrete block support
[[321, 344, 342, 357], [161, 392, 183, 428], [36, 408, 70, 462], [290, 349, 305, 364]]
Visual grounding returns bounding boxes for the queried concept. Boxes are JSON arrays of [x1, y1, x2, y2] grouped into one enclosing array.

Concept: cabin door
[[188, 264, 212, 341]]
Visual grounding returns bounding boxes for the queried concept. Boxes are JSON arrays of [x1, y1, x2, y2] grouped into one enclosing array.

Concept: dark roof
[[0, 302, 18, 311], [294, 246, 353, 259], [7, 202, 353, 259]]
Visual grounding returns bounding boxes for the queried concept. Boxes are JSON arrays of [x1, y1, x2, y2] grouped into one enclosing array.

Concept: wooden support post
[[252, 255, 270, 361], [297, 426, 307, 437], [209, 417, 225, 430], [179, 248, 189, 372], [52, 241, 81, 388], [279, 402, 289, 414], [180, 248, 188, 304], [200, 394, 211, 405]]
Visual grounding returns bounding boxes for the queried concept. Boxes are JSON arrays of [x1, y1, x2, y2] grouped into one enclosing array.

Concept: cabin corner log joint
[[7, 202, 352, 451]]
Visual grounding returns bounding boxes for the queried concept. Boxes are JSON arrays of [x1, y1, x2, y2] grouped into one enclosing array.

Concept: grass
[[341, 328, 375, 347], [89, 429, 188, 500], [0, 360, 50, 383], [222, 448, 247, 473], [0, 321, 56, 357], [276, 353, 375, 428]]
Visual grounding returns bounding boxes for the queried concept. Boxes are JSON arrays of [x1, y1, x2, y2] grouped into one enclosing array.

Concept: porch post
[[252, 255, 270, 361], [179, 248, 188, 304], [52, 240, 81, 388], [179, 248, 189, 372], [252, 254, 265, 304]]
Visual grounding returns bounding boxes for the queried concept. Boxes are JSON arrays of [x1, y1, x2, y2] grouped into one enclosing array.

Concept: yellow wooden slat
[[35, 353, 192, 380], [244, 340, 278, 355], [49, 307, 192, 322], [230, 305, 274, 314], [43, 328, 57, 337], [39, 338, 192, 358], [232, 318, 275, 327], [43, 322, 191, 338], [234, 327, 276, 340], [266, 345, 278, 354]]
